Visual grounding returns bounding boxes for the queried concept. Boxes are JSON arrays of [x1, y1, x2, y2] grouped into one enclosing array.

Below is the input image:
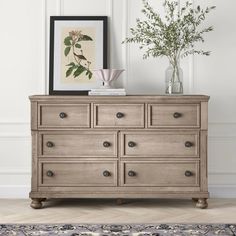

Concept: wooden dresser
[[29, 95, 209, 209]]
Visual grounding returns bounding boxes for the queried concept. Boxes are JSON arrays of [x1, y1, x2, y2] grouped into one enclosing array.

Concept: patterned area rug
[[0, 224, 236, 236]]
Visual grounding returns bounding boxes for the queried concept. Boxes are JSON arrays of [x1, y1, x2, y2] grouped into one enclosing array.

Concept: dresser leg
[[116, 199, 125, 205], [30, 198, 45, 209], [196, 198, 208, 209]]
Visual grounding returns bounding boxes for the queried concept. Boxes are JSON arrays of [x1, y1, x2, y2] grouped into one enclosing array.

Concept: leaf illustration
[[66, 62, 76, 67], [64, 36, 72, 46], [88, 71, 93, 79], [75, 43, 81, 48], [80, 35, 93, 41], [64, 47, 71, 56], [66, 66, 75, 77], [73, 65, 86, 78]]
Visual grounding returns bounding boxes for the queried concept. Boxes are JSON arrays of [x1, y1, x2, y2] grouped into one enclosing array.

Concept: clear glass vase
[[165, 61, 183, 94]]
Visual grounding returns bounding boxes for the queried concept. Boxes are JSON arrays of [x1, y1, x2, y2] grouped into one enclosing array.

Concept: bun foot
[[196, 198, 208, 209], [30, 198, 45, 209]]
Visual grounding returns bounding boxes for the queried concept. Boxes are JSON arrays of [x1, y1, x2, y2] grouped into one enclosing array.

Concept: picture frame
[[49, 16, 108, 95]]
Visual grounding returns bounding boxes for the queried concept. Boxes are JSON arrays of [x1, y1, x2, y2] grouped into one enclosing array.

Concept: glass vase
[[165, 61, 183, 94]]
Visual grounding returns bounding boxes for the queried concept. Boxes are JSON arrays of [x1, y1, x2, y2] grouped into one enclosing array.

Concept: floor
[[0, 198, 236, 224]]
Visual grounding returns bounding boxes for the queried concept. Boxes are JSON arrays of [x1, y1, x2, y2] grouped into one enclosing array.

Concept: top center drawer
[[94, 104, 145, 128]]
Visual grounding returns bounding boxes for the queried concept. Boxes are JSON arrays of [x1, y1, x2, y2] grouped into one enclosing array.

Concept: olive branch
[[123, 0, 216, 68]]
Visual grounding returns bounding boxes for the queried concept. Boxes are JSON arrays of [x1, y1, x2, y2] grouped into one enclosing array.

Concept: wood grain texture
[[201, 102, 208, 130], [94, 104, 145, 128], [39, 160, 117, 187], [200, 130, 208, 192], [31, 131, 38, 192], [39, 131, 117, 157], [31, 101, 38, 130], [29, 95, 210, 102], [29, 95, 209, 208], [38, 104, 90, 129], [148, 104, 200, 128], [121, 161, 199, 187], [120, 131, 199, 158]]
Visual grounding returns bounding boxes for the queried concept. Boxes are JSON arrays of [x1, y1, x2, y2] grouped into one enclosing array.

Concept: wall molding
[[209, 136, 236, 140], [0, 185, 30, 199], [0, 122, 29, 125], [41, 0, 47, 94], [60, 0, 64, 15], [209, 122, 236, 125], [209, 172, 236, 176], [0, 169, 30, 175], [209, 185, 236, 198], [122, 0, 130, 92], [107, 0, 114, 68], [188, 0, 195, 93], [0, 135, 30, 139]]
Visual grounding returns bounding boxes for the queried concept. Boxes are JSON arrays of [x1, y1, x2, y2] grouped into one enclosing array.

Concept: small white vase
[[93, 69, 125, 89]]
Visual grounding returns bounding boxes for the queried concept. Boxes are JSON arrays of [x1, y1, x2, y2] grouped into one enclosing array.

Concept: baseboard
[[209, 185, 236, 198], [0, 185, 30, 199], [0, 185, 236, 199]]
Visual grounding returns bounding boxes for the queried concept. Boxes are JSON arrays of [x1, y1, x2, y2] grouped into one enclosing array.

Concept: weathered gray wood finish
[[29, 95, 209, 209]]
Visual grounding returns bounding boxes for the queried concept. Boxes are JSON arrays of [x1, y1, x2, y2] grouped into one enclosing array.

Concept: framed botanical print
[[49, 16, 108, 95]]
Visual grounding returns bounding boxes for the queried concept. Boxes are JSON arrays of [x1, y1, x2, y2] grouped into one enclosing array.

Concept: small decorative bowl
[[93, 69, 125, 89]]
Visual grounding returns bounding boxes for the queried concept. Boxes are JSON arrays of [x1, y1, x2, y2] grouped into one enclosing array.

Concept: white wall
[[0, 0, 235, 198]]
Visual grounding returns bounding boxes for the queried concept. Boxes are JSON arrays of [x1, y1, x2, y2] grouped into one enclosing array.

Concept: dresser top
[[29, 95, 209, 102]]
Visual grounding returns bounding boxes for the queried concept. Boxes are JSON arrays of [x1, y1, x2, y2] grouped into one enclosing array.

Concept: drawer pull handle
[[46, 170, 54, 177], [116, 112, 124, 119], [128, 171, 136, 177], [59, 112, 67, 119], [128, 141, 136, 148], [173, 112, 182, 118], [103, 141, 111, 148], [103, 170, 111, 177], [46, 141, 54, 148], [185, 170, 193, 177], [185, 141, 193, 148]]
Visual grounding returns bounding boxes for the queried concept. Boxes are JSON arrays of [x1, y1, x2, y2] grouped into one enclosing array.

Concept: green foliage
[[123, 0, 215, 66], [80, 35, 93, 41], [64, 36, 72, 46], [64, 47, 71, 56], [75, 43, 81, 48], [64, 30, 93, 79]]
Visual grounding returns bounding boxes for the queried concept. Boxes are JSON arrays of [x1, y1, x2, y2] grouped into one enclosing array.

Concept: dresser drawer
[[148, 104, 200, 128], [121, 131, 199, 158], [94, 104, 144, 128], [39, 131, 117, 157], [38, 104, 90, 128], [121, 161, 199, 186], [39, 161, 117, 186]]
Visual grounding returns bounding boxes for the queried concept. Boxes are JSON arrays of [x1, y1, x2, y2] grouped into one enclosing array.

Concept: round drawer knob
[[116, 112, 124, 119], [128, 141, 136, 148], [59, 112, 67, 119], [173, 112, 182, 118], [103, 170, 111, 177], [185, 170, 193, 177], [46, 141, 54, 148], [185, 141, 193, 148], [128, 171, 136, 177], [46, 170, 54, 177], [103, 141, 111, 148]]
